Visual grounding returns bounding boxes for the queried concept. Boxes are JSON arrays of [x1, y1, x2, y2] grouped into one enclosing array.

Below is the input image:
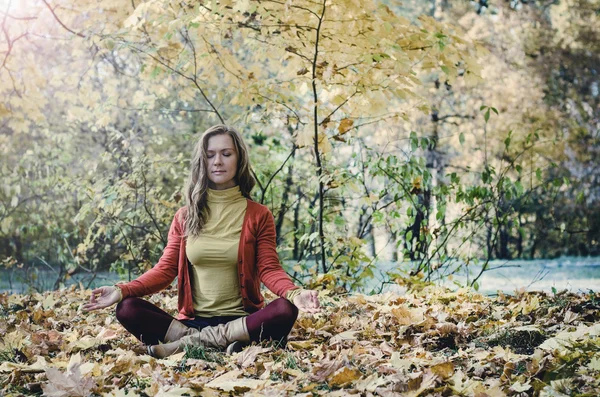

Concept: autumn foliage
[[1, 287, 599, 396], [1, 0, 599, 291], [1, 1, 600, 395]]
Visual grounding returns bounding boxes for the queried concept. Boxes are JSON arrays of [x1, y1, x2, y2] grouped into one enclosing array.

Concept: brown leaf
[[328, 367, 362, 388], [430, 361, 454, 379], [337, 118, 354, 135], [311, 359, 343, 382], [435, 322, 458, 336]]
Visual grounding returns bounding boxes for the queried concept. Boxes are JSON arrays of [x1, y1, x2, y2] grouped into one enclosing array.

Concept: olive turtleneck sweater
[[186, 186, 303, 317], [186, 186, 248, 317]]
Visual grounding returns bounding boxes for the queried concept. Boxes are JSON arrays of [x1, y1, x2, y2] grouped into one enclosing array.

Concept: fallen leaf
[[104, 388, 140, 397], [435, 322, 458, 336], [391, 306, 425, 325], [355, 372, 389, 392], [287, 340, 314, 350], [587, 356, 600, 371], [41, 353, 96, 397], [0, 356, 48, 373], [42, 294, 56, 310], [328, 367, 362, 387], [405, 370, 438, 397], [311, 359, 344, 382], [69, 335, 99, 351], [205, 370, 268, 392], [430, 361, 454, 379], [329, 330, 358, 345], [236, 345, 271, 368], [97, 327, 119, 340], [389, 352, 415, 371], [510, 381, 532, 392]]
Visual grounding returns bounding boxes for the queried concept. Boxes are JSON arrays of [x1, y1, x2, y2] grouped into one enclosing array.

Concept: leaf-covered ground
[[0, 286, 599, 396]]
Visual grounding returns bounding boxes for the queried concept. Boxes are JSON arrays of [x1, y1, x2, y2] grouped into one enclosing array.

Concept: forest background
[[1, 0, 599, 294]]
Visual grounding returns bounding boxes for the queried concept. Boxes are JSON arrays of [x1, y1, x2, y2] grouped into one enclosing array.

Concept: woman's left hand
[[293, 290, 321, 313]]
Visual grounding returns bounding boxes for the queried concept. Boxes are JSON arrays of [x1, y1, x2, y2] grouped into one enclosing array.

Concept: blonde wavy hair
[[184, 125, 255, 237]]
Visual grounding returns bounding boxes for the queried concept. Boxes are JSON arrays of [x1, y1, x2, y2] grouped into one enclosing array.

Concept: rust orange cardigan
[[117, 201, 298, 320]]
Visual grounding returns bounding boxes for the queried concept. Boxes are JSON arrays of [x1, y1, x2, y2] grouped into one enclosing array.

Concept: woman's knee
[[270, 298, 299, 323], [115, 297, 139, 323]]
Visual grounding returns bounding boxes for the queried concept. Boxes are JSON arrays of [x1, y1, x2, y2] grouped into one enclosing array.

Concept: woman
[[83, 125, 320, 358]]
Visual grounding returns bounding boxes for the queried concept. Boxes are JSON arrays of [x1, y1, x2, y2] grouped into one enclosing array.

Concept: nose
[[213, 154, 223, 165]]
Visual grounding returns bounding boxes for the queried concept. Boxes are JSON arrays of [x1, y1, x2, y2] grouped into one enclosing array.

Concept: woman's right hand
[[82, 286, 122, 311]]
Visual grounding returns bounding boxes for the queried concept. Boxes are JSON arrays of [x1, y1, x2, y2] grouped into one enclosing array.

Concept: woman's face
[[206, 133, 239, 190]]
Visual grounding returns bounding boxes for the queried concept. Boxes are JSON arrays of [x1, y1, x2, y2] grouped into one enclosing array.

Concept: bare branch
[[311, 0, 327, 273], [320, 90, 358, 124], [141, 165, 167, 246], [126, 43, 225, 123], [251, 168, 264, 193], [260, 146, 297, 203], [254, 92, 303, 122], [41, 0, 86, 38]]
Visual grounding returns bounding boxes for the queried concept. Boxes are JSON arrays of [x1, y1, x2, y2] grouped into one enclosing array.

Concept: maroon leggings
[[115, 297, 298, 346]]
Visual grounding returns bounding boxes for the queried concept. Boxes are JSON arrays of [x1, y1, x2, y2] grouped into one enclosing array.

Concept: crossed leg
[[115, 297, 298, 347], [246, 298, 299, 345], [114, 297, 173, 345]]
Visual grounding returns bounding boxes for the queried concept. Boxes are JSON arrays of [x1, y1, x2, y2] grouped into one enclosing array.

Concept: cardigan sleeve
[[117, 208, 183, 299], [254, 207, 298, 298]]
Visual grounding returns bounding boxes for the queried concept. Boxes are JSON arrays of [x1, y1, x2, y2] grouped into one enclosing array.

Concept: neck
[[207, 185, 243, 203]]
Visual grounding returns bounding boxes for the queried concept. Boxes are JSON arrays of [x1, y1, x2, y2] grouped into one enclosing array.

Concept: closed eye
[[207, 150, 234, 157]]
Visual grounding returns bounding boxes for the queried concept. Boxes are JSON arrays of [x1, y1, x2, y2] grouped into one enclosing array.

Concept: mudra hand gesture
[[82, 286, 121, 311], [293, 290, 321, 313]]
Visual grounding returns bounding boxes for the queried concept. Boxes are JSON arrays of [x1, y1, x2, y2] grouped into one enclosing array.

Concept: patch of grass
[[548, 289, 572, 310], [183, 344, 225, 365], [127, 376, 151, 391], [514, 360, 528, 376], [0, 349, 17, 363], [283, 352, 298, 370], [269, 344, 302, 371], [262, 337, 287, 350], [315, 383, 333, 392]]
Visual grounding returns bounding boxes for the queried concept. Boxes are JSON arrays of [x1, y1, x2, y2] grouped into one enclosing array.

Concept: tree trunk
[[516, 217, 524, 258], [275, 153, 295, 245], [366, 223, 376, 257], [390, 229, 399, 262], [405, 189, 431, 261], [486, 221, 493, 261], [292, 186, 302, 260]]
